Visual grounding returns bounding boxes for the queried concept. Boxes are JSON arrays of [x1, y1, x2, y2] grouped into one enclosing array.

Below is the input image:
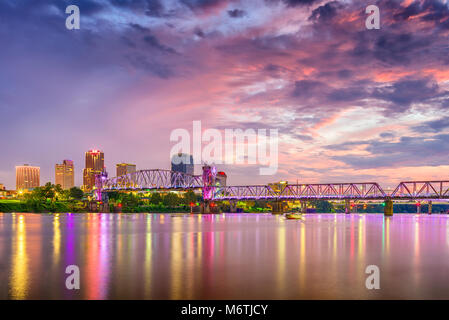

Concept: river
[[1, 212, 449, 299]]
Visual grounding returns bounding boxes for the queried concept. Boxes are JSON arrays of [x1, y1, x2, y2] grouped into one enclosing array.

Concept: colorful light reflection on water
[[1, 213, 449, 299]]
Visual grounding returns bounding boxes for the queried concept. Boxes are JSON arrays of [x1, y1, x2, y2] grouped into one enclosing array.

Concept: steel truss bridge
[[213, 181, 449, 201], [101, 169, 203, 191], [99, 171, 449, 202]]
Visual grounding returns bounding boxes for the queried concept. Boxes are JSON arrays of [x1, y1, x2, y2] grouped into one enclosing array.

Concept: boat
[[285, 213, 304, 220]]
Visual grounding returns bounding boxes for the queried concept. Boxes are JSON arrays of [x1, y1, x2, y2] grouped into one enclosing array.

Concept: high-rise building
[[171, 153, 194, 175], [16, 164, 40, 190], [116, 163, 136, 177], [55, 160, 75, 190], [215, 171, 227, 187], [82, 149, 105, 192], [0, 183, 5, 190]]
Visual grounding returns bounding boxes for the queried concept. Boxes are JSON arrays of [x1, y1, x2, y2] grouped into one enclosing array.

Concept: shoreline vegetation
[[1, 183, 449, 214]]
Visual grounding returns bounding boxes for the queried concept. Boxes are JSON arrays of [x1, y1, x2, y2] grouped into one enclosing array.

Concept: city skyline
[[55, 159, 75, 190], [0, 151, 206, 190], [2, 1, 449, 190]]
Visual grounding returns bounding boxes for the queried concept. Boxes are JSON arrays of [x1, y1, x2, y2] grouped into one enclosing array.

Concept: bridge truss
[[101, 169, 203, 191], [211, 183, 387, 201], [389, 181, 449, 200], [99, 171, 449, 202]]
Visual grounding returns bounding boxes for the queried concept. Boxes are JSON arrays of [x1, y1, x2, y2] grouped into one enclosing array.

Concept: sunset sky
[[1, 0, 449, 189]]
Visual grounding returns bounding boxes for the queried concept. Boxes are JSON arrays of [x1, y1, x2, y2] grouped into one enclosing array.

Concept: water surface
[[1, 212, 449, 299]]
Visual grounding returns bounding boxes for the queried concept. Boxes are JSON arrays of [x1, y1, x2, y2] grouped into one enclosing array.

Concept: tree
[[69, 187, 84, 200], [162, 193, 180, 207], [26, 182, 55, 201], [121, 193, 140, 210], [313, 200, 334, 213], [182, 190, 197, 205], [54, 184, 63, 200], [150, 193, 162, 205], [41, 182, 56, 200]]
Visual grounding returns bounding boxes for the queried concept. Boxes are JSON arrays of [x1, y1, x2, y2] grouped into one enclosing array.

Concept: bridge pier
[[229, 200, 237, 213], [428, 201, 432, 215], [345, 199, 351, 214], [384, 199, 393, 216], [300, 200, 307, 213], [87, 201, 110, 213], [201, 201, 220, 214], [201, 202, 211, 214], [272, 200, 286, 215]]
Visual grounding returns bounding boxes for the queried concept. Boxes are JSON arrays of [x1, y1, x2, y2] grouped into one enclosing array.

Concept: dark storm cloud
[[295, 134, 314, 141], [194, 28, 206, 37], [180, 0, 225, 10], [315, 69, 353, 80], [290, 74, 442, 113], [330, 134, 449, 169], [379, 132, 395, 139], [110, 0, 166, 17], [372, 77, 439, 111], [292, 80, 327, 97], [393, 0, 449, 26], [143, 34, 177, 54], [337, 69, 352, 79], [129, 23, 151, 33], [281, 0, 321, 6], [309, 1, 343, 22], [393, 0, 422, 20], [327, 87, 369, 102], [228, 9, 247, 18], [264, 64, 282, 72], [325, 140, 370, 151], [373, 33, 431, 65], [412, 117, 449, 133], [126, 54, 175, 78]]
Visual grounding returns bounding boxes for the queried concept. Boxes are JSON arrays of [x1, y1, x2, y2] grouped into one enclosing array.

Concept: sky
[[1, 0, 449, 189]]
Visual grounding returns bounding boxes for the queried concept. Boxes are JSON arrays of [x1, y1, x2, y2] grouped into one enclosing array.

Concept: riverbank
[[2, 199, 449, 214]]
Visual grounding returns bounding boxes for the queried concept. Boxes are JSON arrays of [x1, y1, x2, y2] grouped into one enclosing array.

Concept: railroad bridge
[[95, 167, 449, 216]]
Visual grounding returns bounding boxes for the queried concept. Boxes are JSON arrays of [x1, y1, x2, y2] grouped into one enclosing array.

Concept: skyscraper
[[82, 149, 105, 192], [16, 164, 40, 190], [55, 160, 75, 190], [215, 171, 227, 187], [116, 163, 136, 177], [171, 153, 194, 175]]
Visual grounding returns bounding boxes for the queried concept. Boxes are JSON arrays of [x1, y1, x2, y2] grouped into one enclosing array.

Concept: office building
[[16, 164, 40, 190], [55, 160, 75, 190], [215, 171, 227, 187], [171, 153, 194, 175], [82, 149, 105, 191], [116, 163, 136, 177]]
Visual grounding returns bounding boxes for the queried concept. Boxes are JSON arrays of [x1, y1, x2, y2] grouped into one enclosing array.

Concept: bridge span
[[96, 169, 449, 215], [212, 181, 449, 201], [98, 171, 449, 201]]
